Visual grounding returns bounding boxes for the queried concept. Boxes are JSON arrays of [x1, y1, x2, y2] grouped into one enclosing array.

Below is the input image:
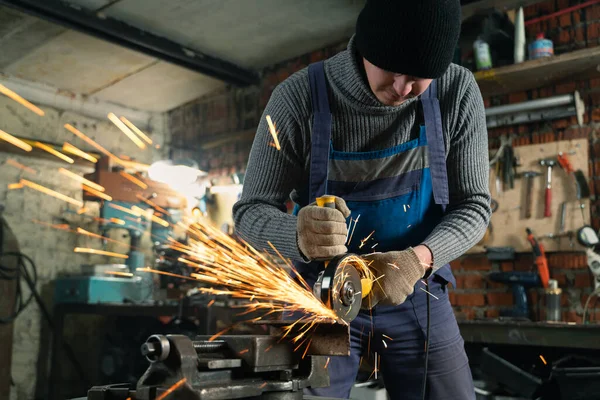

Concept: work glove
[[361, 248, 427, 309], [297, 196, 350, 261]]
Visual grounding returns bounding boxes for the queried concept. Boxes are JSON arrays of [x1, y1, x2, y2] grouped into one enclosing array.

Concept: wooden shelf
[[461, 0, 544, 21], [474, 46, 600, 97]]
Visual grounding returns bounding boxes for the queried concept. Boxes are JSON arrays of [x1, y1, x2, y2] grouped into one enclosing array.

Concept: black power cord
[[0, 220, 89, 387], [421, 280, 431, 400]]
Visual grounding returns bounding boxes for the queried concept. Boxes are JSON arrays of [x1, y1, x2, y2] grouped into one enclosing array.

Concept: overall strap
[[307, 61, 332, 204], [421, 80, 449, 207]]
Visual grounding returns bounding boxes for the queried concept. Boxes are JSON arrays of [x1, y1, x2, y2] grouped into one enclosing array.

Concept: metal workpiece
[[257, 321, 351, 356]]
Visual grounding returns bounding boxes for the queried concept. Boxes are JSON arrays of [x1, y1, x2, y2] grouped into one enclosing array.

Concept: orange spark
[[6, 158, 37, 174], [382, 334, 393, 341], [120, 171, 148, 189], [0, 129, 32, 152], [20, 179, 83, 207], [8, 182, 23, 190], [77, 207, 88, 214], [359, 230, 375, 249], [150, 213, 170, 228], [0, 83, 44, 116], [62, 142, 98, 163], [265, 115, 281, 150], [83, 185, 112, 201], [324, 357, 331, 369], [136, 194, 168, 214], [64, 124, 126, 167], [74, 247, 128, 259], [155, 378, 187, 400], [59, 168, 105, 192], [120, 116, 153, 144], [540, 355, 547, 365], [105, 271, 134, 277], [207, 299, 215, 307], [110, 218, 126, 225], [239, 349, 249, 355], [108, 113, 146, 149], [259, 382, 267, 389], [33, 142, 74, 163]]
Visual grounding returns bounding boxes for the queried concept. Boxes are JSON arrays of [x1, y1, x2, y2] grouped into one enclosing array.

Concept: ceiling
[[0, 0, 365, 113]]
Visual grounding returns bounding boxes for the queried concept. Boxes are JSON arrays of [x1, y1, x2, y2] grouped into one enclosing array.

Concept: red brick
[[538, 1, 555, 14], [509, 91, 528, 103], [574, 10, 582, 25], [455, 307, 477, 321], [463, 274, 485, 289], [454, 275, 464, 289], [558, 29, 571, 45], [552, 272, 568, 286], [555, 81, 577, 95], [457, 256, 491, 271], [486, 308, 500, 318], [587, 4, 600, 21], [581, 293, 599, 306], [454, 293, 486, 307], [552, 118, 570, 129], [559, 14, 571, 27], [500, 261, 514, 272], [575, 272, 593, 288], [588, 23, 600, 41], [524, 4, 538, 18], [487, 292, 514, 306], [591, 78, 600, 88]]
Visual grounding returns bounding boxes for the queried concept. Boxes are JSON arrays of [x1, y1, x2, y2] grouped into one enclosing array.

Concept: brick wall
[[0, 97, 168, 400], [452, 0, 600, 323], [168, 41, 347, 177], [168, 1, 600, 323]]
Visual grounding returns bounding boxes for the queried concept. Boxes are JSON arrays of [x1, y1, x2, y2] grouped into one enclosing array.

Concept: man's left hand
[[361, 246, 431, 309]]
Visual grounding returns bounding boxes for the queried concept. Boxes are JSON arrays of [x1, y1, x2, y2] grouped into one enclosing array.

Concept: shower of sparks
[[59, 168, 105, 192], [6, 158, 37, 174], [8, 182, 22, 190], [120, 171, 148, 189], [359, 230, 375, 249], [135, 219, 362, 342], [155, 377, 187, 400], [324, 357, 331, 368], [74, 247, 129, 259], [108, 112, 146, 149], [34, 142, 74, 163], [419, 287, 439, 300], [20, 179, 83, 207], [0, 129, 32, 152], [64, 123, 126, 167], [83, 185, 113, 201], [0, 83, 45, 116], [265, 115, 281, 150], [62, 142, 98, 163], [120, 116, 153, 144]]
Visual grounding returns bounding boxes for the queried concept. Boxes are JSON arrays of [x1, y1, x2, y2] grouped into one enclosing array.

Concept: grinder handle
[[316, 196, 336, 267]]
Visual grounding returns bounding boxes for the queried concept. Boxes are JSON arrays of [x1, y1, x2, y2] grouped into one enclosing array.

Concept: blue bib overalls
[[292, 62, 476, 400]]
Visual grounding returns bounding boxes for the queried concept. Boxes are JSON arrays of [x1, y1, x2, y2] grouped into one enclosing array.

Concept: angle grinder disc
[[318, 254, 362, 323]]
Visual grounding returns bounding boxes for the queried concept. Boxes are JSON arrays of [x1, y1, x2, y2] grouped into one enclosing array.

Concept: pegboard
[[468, 138, 590, 254]]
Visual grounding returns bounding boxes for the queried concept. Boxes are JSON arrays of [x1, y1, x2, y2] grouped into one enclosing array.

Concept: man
[[233, 1, 491, 399]]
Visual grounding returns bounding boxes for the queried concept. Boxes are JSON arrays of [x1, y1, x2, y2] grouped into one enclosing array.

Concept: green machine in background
[[54, 199, 181, 304]]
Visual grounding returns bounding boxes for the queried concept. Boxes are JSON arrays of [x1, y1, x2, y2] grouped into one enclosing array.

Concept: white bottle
[[514, 7, 526, 63]]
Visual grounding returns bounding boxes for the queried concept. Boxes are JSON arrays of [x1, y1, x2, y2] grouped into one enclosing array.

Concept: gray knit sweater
[[233, 36, 491, 271]]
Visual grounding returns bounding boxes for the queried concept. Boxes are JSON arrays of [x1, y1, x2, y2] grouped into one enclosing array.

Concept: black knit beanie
[[355, 0, 462, 79]]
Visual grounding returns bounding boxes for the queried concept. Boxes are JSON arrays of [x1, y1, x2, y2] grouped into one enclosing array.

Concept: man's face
[[363, 58, 433, 106]]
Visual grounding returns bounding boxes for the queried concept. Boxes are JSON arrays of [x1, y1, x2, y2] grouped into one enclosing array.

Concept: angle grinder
[[311, 196, 372, 323]]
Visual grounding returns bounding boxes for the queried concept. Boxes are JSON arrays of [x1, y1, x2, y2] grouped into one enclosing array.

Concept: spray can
[[529, 33, 554, 60], [514, 7, 526, 63], [545, 279, 562, 322], [474, 37, 493, 70]]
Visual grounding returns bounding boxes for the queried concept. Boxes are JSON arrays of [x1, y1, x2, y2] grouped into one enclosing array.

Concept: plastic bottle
[[514, 7, 526, 63], [529, 33, 554, 60], [474, 37, 493, 70]]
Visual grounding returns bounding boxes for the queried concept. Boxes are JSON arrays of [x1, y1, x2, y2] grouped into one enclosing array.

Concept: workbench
[[459, 319, 600, 350]]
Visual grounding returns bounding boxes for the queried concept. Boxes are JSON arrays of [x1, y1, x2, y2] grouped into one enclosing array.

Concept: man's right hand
[[297, 196, 350, 261]]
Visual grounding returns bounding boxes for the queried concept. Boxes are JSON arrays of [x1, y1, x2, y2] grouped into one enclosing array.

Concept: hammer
[[521, 171, 541, 219], [539, 158, 557, 218]]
